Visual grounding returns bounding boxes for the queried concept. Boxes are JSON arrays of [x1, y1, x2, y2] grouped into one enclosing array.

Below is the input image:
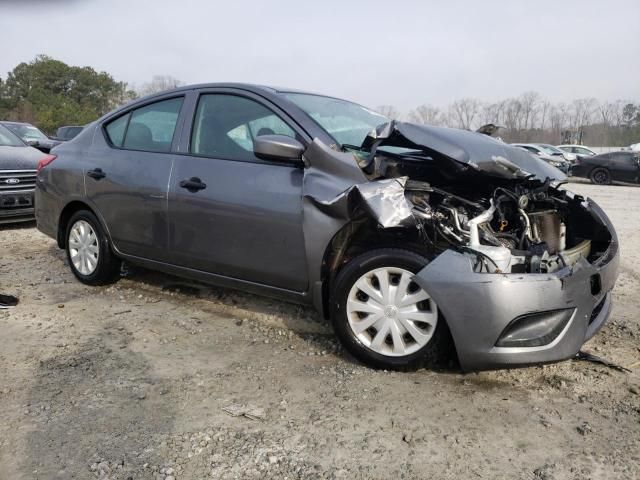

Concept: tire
[[65, 210, 120, 285], [590, 167, 611, 185], [330, 248, 452, 370]]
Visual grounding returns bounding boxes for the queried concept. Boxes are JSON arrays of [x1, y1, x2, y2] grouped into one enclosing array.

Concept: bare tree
[[449, 98, 480, 129], [519, 91, 540, 131], [480, 101, 505, 126], [569, 98, 597, 130], [538, 100, 552, 130], [408, 104, 444, 125], [375, 105, 401, 120], [138, 75, 184, 96]]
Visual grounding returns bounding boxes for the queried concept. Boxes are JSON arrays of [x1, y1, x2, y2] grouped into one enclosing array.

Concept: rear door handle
[[87, 168, 106, 180], [179, 177, 206, 192]]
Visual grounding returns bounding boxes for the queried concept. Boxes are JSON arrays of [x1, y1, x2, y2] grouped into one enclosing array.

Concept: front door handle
[[87, 168, 106, 180], [179, 177, 206, 192]]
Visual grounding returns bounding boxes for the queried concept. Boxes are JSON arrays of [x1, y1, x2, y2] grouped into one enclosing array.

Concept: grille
[[0, 170, 37, 193]]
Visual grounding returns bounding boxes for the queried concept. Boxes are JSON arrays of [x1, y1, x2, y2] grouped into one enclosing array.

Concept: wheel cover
[[594, 170, 608, 183], [346, 267, 438, 357], [68, 220, 99, 275]]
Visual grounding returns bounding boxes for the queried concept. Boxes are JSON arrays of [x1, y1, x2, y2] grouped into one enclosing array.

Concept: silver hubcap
[[346, 267, 437, 357], [69, 220, 99, 276]]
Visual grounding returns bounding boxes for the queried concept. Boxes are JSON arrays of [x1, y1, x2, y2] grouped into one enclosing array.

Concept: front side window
[[105, 97, 184, 152], [284, 93, 388, 147], [190, 94, 296, 161]]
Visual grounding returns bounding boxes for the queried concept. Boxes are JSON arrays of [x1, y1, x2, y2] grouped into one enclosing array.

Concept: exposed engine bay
[[339, 121, 613, 275], [404, 179, 602, 274]]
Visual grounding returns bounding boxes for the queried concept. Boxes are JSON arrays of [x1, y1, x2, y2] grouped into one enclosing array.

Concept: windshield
[[0, 124, 25, 147], [538, 144, 563, 155], [284, 93, 388, 147], [5, 123, 49, 141]]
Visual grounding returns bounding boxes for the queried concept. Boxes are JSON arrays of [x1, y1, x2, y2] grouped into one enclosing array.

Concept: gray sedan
[[35, 84, 619, 371]]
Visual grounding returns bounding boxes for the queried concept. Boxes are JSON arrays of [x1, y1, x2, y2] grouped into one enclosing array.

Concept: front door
[[168, 92, 308, 291]]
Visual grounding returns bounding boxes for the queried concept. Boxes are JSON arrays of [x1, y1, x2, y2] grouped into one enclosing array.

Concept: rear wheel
[[590, 167, 611, 185], [330, 248, 451, 369], [65, 210, 120, 285]]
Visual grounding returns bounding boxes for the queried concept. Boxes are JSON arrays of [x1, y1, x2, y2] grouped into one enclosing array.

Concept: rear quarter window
[[105, 114, 130, 147]]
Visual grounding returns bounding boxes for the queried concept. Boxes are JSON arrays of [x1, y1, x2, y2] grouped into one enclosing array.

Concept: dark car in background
[[53, 125, 84, 141], [35, 83, 618, 371], [0, 124, 53, 223], [571, 151, 640, 185], [0, 121, 61, 153]]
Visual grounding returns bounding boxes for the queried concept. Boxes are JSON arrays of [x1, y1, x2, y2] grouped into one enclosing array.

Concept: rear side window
[[104, 97, 184, 152], [190, 94, 296, 161]]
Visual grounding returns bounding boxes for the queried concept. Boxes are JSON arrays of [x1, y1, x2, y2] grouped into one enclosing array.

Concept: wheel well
[[319, 219, 430, 319], [57, 201, 94, 248]]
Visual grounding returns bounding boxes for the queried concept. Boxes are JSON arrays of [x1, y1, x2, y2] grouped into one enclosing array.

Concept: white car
[[511, 143, 572, 173], [557, 144, 597, 158], [534, 144, 577, 162]]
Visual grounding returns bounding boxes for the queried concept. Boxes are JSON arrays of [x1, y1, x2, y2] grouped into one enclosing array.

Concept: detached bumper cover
[[413, 202, 619, 371]]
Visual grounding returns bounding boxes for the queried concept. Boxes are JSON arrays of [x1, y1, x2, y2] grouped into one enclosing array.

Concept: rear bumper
[[413, 201, 619, 371]]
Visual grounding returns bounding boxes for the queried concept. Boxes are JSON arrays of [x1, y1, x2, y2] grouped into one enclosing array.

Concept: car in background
[[53, 125, 84, 141], [629, 142, 640, 152], [571, 151, 640, 185], [0, 121, 60, 153], [534, 143, 577, 162], [557, 144, 597, 158], [511, 143, 572, 173], [0, 123, 53, 223]]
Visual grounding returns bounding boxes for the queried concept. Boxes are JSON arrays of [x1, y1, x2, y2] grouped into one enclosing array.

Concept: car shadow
[[0, 220, 36, 231]]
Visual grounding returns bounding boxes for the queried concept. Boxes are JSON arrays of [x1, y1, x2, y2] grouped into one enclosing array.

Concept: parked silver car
[[35, 84, 619, 371]]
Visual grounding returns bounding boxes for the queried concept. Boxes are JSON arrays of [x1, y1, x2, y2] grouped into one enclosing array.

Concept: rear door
[[167, 89, 309, 291], [610, 153, 640, 183], [85, 96, 186, 260]]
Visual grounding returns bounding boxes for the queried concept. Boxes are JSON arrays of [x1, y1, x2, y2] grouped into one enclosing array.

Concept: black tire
[[65, 210, 120, 285], [590, 167, 611, 185], [330, 248, 453, 370]]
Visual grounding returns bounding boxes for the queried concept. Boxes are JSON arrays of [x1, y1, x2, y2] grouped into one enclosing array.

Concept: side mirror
[[26, 140, 40, 147], [254, 135, 304, 162]]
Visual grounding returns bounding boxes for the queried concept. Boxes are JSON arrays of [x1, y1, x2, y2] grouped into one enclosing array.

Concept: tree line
[[378, 91, 640, 146], [1, 56, 638, 146], [0, 56, 183, 135]]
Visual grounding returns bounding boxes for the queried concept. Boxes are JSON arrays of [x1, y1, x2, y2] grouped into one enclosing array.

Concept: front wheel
[[65, 210, 121, 285], [330, 248, 451, 370]]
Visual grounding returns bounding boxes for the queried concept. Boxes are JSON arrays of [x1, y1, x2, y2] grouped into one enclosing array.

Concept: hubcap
[[346, 267, 438, 357], [68, 220, 99, 276], [594, 171, 607, 183]]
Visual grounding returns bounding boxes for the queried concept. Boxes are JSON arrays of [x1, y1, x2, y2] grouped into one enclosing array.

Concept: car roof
[[0, 120, 35, 127], [129, 82, 345, 107]]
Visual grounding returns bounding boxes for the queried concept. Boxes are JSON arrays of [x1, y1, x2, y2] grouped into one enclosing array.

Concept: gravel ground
[[0, 181, 638, 480]]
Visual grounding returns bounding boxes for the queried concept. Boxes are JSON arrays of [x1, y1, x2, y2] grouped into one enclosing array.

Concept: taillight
[[37, 154, 57, 174]]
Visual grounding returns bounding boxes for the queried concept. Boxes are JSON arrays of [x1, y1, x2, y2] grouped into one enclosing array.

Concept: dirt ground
[[0, 181, 638, 480]]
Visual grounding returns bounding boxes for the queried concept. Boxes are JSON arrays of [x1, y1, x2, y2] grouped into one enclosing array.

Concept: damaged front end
[[304, 121, 619, 370]]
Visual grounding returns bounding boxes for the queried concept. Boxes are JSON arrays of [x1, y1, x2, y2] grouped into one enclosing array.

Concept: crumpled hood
[[361, 121, 567, 182], [0, 145, 45, 170]]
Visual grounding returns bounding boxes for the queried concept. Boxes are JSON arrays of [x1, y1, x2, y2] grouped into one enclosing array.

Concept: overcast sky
[[1, 0, 639, 110]]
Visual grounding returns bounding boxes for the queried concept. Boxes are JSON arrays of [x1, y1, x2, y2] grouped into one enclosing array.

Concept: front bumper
[[413, 203, 619, 371], [0, 190, 35, 224]]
